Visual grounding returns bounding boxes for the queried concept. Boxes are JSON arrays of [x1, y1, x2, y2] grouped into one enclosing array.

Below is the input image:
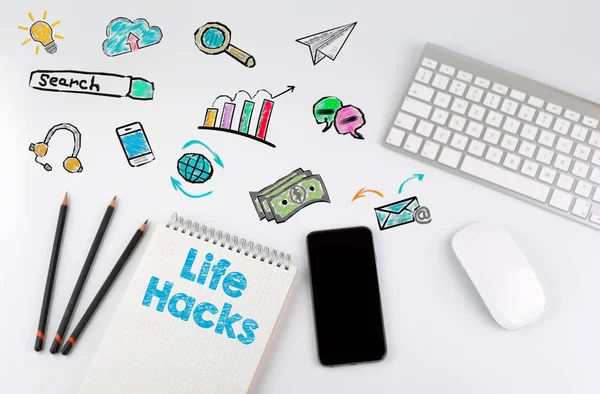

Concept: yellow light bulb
[[30, 21, 57, 54]]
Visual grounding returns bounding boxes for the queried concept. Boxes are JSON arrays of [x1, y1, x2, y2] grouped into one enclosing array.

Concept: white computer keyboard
[[385, 43, 600, 231]]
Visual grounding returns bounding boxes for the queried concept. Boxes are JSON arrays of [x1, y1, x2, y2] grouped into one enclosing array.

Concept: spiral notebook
[[79, 213, 298, 394]]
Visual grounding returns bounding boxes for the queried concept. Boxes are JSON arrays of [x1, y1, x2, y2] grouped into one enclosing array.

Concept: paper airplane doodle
[[296, 22, 357, 65]]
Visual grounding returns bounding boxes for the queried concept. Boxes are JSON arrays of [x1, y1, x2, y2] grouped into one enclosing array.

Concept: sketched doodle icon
[[415, 206, 432, 224], [103, 17, 163, 57], [296, 22, 357, 65], [18, 11, 63, 55], [29, 123, 83, 173], [195, 22, 255, 68]]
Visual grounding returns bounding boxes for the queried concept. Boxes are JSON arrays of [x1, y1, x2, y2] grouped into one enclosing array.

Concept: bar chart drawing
[[199, 89, 277, 148]]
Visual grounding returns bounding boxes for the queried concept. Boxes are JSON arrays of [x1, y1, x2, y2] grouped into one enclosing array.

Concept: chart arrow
[[398, 173, 425, 194], [170, 177, 213, 199], [181, 140, 224, 169], [126, 32, 140, 52], [351, 187, 384, 202], [272, 85, 296, 99]]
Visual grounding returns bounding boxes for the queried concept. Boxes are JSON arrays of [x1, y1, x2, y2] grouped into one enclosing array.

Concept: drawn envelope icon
[[374, 197, 421, 230]]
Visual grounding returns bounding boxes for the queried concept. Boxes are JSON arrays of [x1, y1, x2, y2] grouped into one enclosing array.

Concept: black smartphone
[[307, 226, 386, 366]]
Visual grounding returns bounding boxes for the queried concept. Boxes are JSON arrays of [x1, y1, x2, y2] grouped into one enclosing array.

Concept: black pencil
[[61, 220, 148, 355], [49, 196, 117, 354], [35, 192, 69, 352]]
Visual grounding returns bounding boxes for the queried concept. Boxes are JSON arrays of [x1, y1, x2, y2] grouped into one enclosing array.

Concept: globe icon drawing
[[177, 153, 213, 184]]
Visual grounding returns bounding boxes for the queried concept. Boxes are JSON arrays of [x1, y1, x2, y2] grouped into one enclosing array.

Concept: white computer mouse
[[451, 221, 545, 330]]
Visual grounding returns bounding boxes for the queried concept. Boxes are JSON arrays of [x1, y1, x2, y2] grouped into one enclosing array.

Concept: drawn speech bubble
[[312, 97, 343, 131], [334, 105, 365, 139]]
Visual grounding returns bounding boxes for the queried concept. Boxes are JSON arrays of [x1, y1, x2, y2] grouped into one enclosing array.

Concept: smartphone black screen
[[307, 227, 386, 366]]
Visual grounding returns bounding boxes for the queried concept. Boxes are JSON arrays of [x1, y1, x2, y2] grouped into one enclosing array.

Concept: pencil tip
[[62, 192, 69, 205], [109, 196, 117, 208], [140, 220, 149, 231], [144, 219, 149, 224], [113, 195, 117, 200]]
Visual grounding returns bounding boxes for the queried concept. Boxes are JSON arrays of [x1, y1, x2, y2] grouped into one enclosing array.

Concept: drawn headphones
[[29, 123, 83, 173]]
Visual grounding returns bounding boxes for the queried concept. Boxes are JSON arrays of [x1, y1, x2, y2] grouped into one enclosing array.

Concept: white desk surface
[[2, 0, 600, 393]]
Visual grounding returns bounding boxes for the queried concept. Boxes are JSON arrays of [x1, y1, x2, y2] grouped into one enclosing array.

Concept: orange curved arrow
[[352, 187, 384, 202]]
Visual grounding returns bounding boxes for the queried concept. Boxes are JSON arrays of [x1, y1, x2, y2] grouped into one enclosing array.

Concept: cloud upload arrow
[[126, 32, 140, 52]]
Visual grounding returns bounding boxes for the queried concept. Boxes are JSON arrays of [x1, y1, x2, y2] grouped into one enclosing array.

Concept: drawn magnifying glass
[[194, 22, 256, 68]]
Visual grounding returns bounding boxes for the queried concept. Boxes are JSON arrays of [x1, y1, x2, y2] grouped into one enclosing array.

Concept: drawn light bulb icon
[[30, 20, 57, 54]]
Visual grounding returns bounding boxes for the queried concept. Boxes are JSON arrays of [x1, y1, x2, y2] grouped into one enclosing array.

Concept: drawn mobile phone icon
[[116, 122, 155, 167]]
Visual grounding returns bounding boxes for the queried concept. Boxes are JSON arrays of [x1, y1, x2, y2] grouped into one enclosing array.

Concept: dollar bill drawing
[[249, 168, 330, 223]]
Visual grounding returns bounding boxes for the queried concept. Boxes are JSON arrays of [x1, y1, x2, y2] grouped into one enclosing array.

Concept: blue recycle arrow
[[398, 173, 425, 194], [170, 177, 213, 199], [181, 140, 224, 169]]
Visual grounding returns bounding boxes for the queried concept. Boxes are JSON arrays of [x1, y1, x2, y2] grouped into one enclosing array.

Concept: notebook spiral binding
[[166, 213, 291, 270]]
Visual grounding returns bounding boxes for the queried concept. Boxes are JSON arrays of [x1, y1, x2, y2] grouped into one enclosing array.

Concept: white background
[[1, 0, 600, 393]]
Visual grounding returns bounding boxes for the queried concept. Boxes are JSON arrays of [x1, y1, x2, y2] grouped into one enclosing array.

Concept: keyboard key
[[535, 112, 554, 128], [432, 74, 450, 90], [450, 98, 468, 115], [433, 92, 452, 108], [520, 160, 539, 177], [573, 144, 591, 161], [483, 128, 501, 145], [483, 92, 502, 109], [450, 133, 469, 151], [589, 131, 600, 148], [538, 130, 556, 147], [438, 147, 462, 168], [420, 140, 440, 160], [583, 116, 599, 129], [485, 111, 503, 128], [553, 154, 572, 172], [570, 125, 588, 142], [466, 86, 484, 103], [465, 122, 484, 138], [449, 80, 467, 96], [539, 167, 557, 184], [421, 58, 438, 69], [387, 128, 406, 146], [555, 137, 573, 154], [415, 121, 434, 137], [492, 83, 508, 95], [556, 174, 575, 191], [528, 96, 544, 109], [439, 64, 455, 76], [500, 99, 518, 116], [500, 134, 518, 152], [485, 146, 503, 164], [564, 110, 581, 122], [502, 153, 521, 171], [403, 134, 423, 153], [468, 140, 486, 157], [518, 141, 537, 158], [457, 70, 473, 82], [520, 124, 539, 141], [592, 150, 600, 165], [433, 127, 451, 144], [408, 82, 435, 102], [590, 213, 600, 225], [432, 108, 450, 125], [571, 198, 591, 218], [553, 119, 571, 135], [572, 161, 590, 179], [549, 189, 573, 211], [546, 102, 562, 115], [509, 89, 526, 102], [467, 104, 486, 121], [536, 148, 554, 165], [402, 97, 432, 119], [415, 67, 433, 84], [593, 188, 600, 203], [502, 118, 521, 134], [517, 105, 536, 122], [448, 115, 467, 132], [474, 77, 490, 89], [395, 112, 417, 130], [460, 156, 550, 203], [574, 181, 593, 198], [590, 168, 600, 185]]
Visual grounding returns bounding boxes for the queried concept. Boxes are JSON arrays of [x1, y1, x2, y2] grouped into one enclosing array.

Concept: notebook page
[[79, 225, 297, 394]]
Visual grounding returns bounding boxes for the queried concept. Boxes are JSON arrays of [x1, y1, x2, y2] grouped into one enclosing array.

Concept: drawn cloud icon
[[103, 17, 163, 57]]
